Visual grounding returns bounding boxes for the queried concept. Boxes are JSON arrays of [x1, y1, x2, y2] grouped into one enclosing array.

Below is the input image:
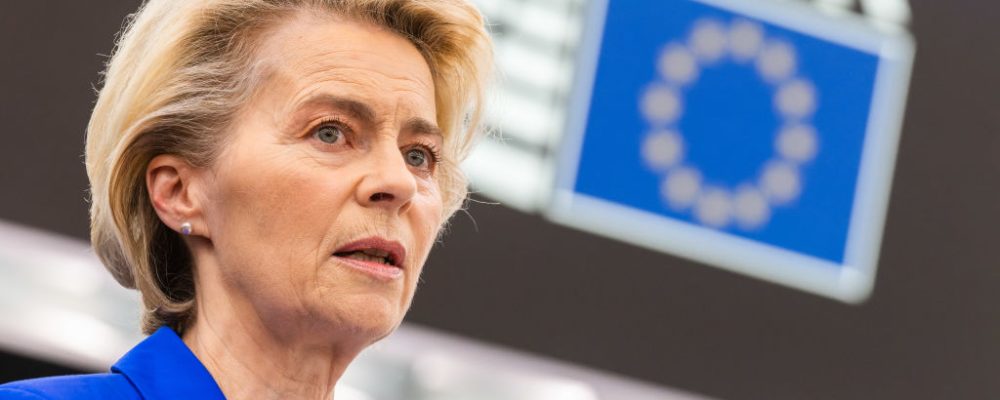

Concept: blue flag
[[552, 0, 913, 302]]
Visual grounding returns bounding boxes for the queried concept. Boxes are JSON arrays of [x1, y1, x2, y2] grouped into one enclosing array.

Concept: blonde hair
[[86, 0, 493, 335]]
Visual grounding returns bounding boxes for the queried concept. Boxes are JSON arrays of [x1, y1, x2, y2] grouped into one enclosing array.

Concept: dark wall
[[2, 1, 998, 399], [0, 1, 139, 239], [0, 351, 80, 383]]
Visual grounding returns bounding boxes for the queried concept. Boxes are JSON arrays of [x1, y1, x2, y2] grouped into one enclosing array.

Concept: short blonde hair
[[86, 0, 493, 335]]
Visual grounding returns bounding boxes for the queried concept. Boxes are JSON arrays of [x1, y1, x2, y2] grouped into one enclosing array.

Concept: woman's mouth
[[332, 237, 406, 281]]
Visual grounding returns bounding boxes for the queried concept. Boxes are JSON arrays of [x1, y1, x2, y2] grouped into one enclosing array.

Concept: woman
[[0, 0, 492, 398]]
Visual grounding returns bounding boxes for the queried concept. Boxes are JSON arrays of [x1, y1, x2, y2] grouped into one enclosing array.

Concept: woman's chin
[[311, 293, 407, 343]]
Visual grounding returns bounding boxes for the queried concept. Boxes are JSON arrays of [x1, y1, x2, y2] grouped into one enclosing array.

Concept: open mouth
[[333, 248, 398, 267], [333, 237, 405, 269]]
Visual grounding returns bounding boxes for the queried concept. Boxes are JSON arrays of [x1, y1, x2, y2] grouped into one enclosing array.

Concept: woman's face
[[197, 12, 444, 345]]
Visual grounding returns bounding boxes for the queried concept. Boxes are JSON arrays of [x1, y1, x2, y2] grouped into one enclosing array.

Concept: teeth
[[344, 252, 390, 265], [361, 248, 390, 258]]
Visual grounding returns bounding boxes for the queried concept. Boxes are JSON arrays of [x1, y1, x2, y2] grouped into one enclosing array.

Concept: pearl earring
[[180, 222, 192, 236]]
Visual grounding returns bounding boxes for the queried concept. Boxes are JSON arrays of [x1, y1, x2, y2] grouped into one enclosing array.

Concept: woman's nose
[[356, 142, 417, 213]]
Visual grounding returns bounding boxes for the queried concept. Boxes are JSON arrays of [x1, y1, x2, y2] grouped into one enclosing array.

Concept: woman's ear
[[147, 154, 210, 238]]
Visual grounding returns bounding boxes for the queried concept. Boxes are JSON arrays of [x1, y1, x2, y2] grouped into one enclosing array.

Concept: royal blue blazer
[[0, 327, 226, 399]]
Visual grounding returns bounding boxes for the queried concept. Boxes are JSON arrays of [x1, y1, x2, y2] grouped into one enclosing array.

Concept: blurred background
[[1, 0, 998, 399]]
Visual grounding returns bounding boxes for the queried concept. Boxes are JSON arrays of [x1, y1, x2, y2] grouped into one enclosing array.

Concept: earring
[[180, 222, 192, 236]]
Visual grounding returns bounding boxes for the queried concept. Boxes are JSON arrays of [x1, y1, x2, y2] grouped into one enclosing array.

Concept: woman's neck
[[181, 284, 360, 400]]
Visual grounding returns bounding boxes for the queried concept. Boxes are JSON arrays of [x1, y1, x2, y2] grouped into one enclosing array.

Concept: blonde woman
[[0, 0, 492, 398]]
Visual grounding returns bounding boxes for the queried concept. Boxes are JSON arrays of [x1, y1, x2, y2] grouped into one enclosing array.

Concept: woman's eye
[[405, 148, 429, 168], [314, 125, 343, 144]]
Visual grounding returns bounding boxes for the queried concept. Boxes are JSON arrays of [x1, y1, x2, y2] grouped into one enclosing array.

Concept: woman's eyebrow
[[298, 94, 376, 124], [403, 117, 443, 140]]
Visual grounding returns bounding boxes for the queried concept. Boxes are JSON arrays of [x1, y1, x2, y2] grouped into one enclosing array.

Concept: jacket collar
[[111, 326, 227, 399]]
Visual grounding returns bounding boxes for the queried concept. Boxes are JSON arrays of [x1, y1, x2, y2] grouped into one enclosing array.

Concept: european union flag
[[551, 0, 913, 302]]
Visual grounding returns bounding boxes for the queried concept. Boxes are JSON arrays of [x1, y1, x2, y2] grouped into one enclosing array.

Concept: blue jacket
[[0, 327, 226, 399]]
